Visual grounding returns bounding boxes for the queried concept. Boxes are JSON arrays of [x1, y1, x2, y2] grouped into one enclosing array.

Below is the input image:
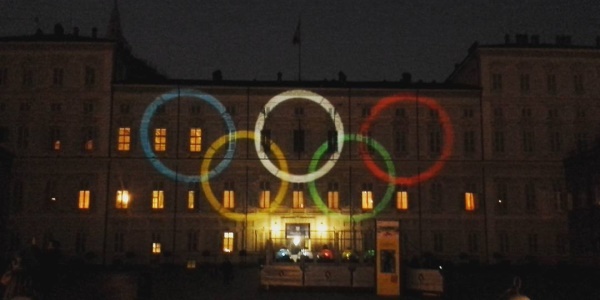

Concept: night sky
[[0, 0, 598, 82]]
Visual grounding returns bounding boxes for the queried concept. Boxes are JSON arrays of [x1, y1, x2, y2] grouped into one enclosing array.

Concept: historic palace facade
[[1, 16, 599, 267]]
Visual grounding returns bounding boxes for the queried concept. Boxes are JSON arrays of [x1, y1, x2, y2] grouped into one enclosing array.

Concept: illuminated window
[[117, 127, 130, 151], [154, 128, 167, 152], [152, 233, 161, 254], [396, 189, 408, 211], [186, 260, 196, 269], [327, 182, 339, 209], [292, 183, 304, 208], [116, 190, 130, 209], [152, 190, 164, 210], [361, 183, 373, 210], [50, 128, 61, 151], [152, 242, 161, 254], [465, 192, 476, 211], [223, 181, 235, 209], [190, 128, 202, 152], [83, 126, 96, 152], [78, 190, 90, 210], [259, 181, 270, 209], [223, 232, 234, 253], [187, 190, 195, 210]]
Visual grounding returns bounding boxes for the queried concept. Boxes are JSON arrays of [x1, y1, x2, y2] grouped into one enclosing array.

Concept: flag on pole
[[292, 19, 301, 45]]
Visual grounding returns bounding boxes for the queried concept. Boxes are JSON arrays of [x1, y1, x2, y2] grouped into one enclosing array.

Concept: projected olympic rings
[[140, 89, 236, 183], [254, 89, 344, 183], [307, 134, 396, 223], [359, 94, 454, 186], [140, 89, 454, 221], [201, 131, 289, 221]]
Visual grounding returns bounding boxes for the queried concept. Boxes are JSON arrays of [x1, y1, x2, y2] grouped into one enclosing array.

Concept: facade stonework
[[1, 30, 599, 266]]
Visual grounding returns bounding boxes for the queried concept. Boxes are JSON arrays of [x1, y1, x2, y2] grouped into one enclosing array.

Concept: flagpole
[[298, 37, 302, 82], [293, 18, 302, 81]]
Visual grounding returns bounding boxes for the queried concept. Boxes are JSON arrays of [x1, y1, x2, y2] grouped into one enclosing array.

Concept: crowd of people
[[0, 241, 61, 300]]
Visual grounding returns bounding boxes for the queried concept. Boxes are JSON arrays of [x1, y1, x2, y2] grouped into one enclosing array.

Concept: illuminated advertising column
[[376, 220, 400, 296]]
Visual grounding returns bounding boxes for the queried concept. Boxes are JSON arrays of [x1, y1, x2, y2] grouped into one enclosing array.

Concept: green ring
[[307, 134, 396, 222]]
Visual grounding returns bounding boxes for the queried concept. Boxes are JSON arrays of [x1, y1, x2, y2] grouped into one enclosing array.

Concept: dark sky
[[1, 0, 598, 82]]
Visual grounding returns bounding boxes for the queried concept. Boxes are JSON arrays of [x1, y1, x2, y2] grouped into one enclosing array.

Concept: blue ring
[[140, 89, 236, 183]]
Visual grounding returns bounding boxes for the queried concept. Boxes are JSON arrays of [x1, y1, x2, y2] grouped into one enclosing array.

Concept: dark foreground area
[[5, 262, 600, 299]]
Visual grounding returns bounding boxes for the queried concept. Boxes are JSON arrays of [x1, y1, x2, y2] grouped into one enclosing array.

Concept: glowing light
[[317, 222, 326, 233], [293, 236, 301, 246], [358, 94, 454, 186], [140, 89, 236, 183], [308, 134, 396, 222], [200, 131, 289, 221], [254, 90, 344, 183]]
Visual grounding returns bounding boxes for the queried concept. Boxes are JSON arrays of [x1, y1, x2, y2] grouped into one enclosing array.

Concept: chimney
[[53, 23, 64, 36], [338, 71, 346, 82], [515, 34, 528, 45], [556, 35, 572, 46], [401, 72, 412, 83], [73, 27, 80, 36], [92, 27, 98, 38], [212, 70, 223, 82], [504, 34, 510, 44], [530, 35, 539, 45], [277, 72, 282, 82]]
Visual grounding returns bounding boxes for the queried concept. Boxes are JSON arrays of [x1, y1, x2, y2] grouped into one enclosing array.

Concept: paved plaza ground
[[11, 262, 600, 299]]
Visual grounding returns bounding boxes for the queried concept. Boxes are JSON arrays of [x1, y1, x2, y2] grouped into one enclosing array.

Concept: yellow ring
[[200, 130, 289, 221]]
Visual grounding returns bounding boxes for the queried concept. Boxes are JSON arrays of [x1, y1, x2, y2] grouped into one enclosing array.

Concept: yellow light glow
[[317, 222, 326, 233]]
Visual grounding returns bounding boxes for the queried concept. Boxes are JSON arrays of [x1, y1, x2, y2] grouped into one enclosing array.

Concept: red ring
[[359, 94, 454, 186]]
